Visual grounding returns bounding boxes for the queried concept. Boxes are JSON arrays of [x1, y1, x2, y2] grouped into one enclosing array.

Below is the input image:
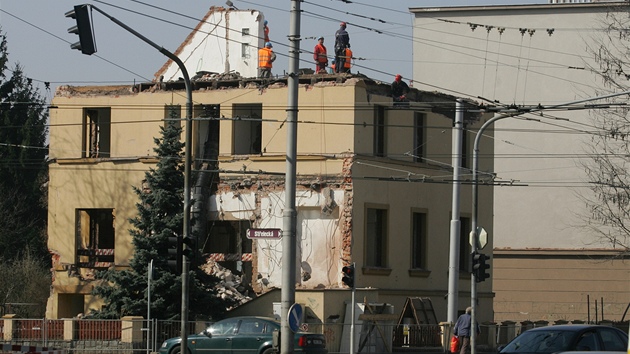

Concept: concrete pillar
[[2, 315, 17, 341], [63, 318, 76, 341], [121, 316, 144, 343]]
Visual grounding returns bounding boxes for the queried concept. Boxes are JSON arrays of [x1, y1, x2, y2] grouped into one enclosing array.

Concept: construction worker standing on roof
[[314, 36, 328, 74], [334, 22, 350, 73], [258, 42, 276, 78], [340, 47, 352, 73], [264, 20, 270, 42]]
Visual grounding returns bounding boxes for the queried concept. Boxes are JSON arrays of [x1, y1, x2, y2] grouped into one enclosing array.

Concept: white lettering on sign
[[247, 228, 282, 239]]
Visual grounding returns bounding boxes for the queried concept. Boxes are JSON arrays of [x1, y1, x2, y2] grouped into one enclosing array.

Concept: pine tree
[[0, 30, 49, 264], [91, 118, 233, 320]]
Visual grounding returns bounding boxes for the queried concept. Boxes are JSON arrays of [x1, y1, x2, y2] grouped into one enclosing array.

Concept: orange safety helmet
[[340, 22, 347, 27]]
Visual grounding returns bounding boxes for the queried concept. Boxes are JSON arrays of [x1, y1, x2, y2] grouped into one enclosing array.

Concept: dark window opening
[[374, 106, 386, 157], [76, 208, 115, 268], [412, 212, 427, 269], [165, 104, 182, 130], [414, 113, 425, 162], [366, 207, 388, 267], [206, 220, 253, 277], [232, 104, 262, 155], [83, 108, 111, 158]]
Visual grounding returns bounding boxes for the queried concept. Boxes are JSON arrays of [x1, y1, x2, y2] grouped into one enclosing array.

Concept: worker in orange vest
[[258, 42, 276, 78], [313, 36, 328, 74], [339, 47, 352, 73]]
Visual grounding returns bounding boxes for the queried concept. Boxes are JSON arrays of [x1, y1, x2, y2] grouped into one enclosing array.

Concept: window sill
[[408, 269, 431, 277], [361, 266, 392, 276]]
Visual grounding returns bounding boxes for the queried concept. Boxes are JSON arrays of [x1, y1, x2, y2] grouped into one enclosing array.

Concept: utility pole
[[447, 99, 464, 324], [65, 5, 193, 353], [280, 2, 301, 354]]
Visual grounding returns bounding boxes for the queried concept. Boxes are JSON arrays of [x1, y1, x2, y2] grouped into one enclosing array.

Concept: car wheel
[[261, 347, 275, 354], [170, 345, 190, 354]]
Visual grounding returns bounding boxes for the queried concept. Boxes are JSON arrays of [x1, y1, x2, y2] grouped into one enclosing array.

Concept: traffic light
[[65, 5, 97, 55], [341, 264, 355, 288], [471, 251, 490, 283], [167, 236, 182, 274]]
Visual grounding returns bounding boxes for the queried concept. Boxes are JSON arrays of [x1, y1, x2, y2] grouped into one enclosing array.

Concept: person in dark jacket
[[334, 22, 350, 73], [453, 307, 480, 354], [391, 74, 410, 102]]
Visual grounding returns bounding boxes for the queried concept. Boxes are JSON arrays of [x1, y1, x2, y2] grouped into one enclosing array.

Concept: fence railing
[[1, 317, 628, 354]]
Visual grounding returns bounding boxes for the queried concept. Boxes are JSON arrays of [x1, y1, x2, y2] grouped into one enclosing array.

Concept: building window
[[414, 113, 425, 162], [164, 104, 181, 129], [76, 208, 115, 268], [83, 108, 111, 158], [366, 207, 388, 267], [411, 212, 427, 269], [459, 216, 471, 272], [374, 106, 386, 157], [242, 43, 250, 59], [232, 103, 262, 155]]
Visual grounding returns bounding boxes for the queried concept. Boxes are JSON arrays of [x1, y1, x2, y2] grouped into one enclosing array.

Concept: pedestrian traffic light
[[471, 251, 490, 282], [341, 264, 355, 288], [167, 235, 182, 274], [65, 5, 97, 55]]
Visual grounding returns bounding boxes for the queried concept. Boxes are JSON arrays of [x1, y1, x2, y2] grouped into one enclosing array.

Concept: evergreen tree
[[0, 30, 49, 263], [92, 119, 233, 320]]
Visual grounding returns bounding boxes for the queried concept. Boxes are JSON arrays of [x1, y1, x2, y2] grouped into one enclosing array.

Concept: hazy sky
[[0, 0, 546, 101]]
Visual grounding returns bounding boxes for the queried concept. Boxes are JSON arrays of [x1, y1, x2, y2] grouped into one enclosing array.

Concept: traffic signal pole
[[65, 5, 193, 353], [281, 2, 301, 354]]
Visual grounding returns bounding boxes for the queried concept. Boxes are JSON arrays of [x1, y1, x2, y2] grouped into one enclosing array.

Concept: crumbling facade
[[46, 75, 494, 321]]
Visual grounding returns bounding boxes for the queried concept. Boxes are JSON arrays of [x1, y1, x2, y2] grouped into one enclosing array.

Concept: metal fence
[[1, 318, 628, 354]]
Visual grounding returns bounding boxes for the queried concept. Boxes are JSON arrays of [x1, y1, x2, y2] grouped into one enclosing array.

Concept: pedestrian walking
[[334, 22, 350, 73], [314, 36, 328, 73], [258, 42, 276, 78], [453, 307, 480, 354]]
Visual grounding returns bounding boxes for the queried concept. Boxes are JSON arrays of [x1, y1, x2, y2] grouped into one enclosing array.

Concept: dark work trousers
[[459, 336, 471, 354], [335, 48, 345, 73]]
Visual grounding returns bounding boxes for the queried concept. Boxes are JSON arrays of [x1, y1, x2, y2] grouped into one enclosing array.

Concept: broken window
[[242, 43, 250, 59], [232, 104, 262, 155], [366, 207, 388, 267], [411, 211, 427, 269], [413, 113, 425, 162], [165, 104, 182, 130], [76, 209, 115, 268], [374, 105, 386, 157], [82, 108, 111, 158]]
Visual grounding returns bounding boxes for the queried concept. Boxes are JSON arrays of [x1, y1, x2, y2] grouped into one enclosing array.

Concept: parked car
[[499, 325, 628, 354], [159, 316, 328, 354]]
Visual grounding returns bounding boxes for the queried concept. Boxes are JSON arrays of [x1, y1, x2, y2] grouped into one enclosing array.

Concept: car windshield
[[501, 330, 578, 353]]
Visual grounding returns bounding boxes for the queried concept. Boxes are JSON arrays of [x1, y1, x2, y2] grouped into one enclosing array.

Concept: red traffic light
[[341, 264, 354, 288]]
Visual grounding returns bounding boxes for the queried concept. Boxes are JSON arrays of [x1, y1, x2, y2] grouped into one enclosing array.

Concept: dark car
[[159, 316, 328, 354], [499, 325, 628, 354]]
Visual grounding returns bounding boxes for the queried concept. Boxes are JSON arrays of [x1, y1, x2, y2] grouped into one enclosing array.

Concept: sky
[[0, 0, 546, 102]]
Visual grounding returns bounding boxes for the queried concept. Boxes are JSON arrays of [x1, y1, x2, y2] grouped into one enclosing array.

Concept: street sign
[[247, 228, 282, 239], [469, 227, 488, 250], [288, 303, 303, 332]]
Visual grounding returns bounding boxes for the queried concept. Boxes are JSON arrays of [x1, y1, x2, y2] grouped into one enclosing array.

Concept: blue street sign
[[288, 303, 303, 332]]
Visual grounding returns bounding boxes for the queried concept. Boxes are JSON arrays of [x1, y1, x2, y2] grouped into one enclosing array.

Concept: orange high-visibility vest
[[343, 48, 352, 69], [258, 47, 273, 69], [315, 44, 328, 63]]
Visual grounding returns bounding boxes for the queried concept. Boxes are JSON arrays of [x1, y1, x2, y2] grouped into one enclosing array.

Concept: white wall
[[412, 4, 614, 249], [160, 9, 264, 80]]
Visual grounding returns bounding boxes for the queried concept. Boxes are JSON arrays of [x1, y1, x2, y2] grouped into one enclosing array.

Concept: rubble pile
[[201, 259, 253, 307]]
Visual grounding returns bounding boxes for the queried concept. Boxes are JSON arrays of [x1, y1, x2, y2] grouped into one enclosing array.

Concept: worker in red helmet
[[314, 36, 328, 74], [334, 22, 350, 73], [391, 74, 410, 102]]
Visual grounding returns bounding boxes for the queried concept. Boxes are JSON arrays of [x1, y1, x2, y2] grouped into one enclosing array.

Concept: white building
[[411, 2, 630, 322]]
